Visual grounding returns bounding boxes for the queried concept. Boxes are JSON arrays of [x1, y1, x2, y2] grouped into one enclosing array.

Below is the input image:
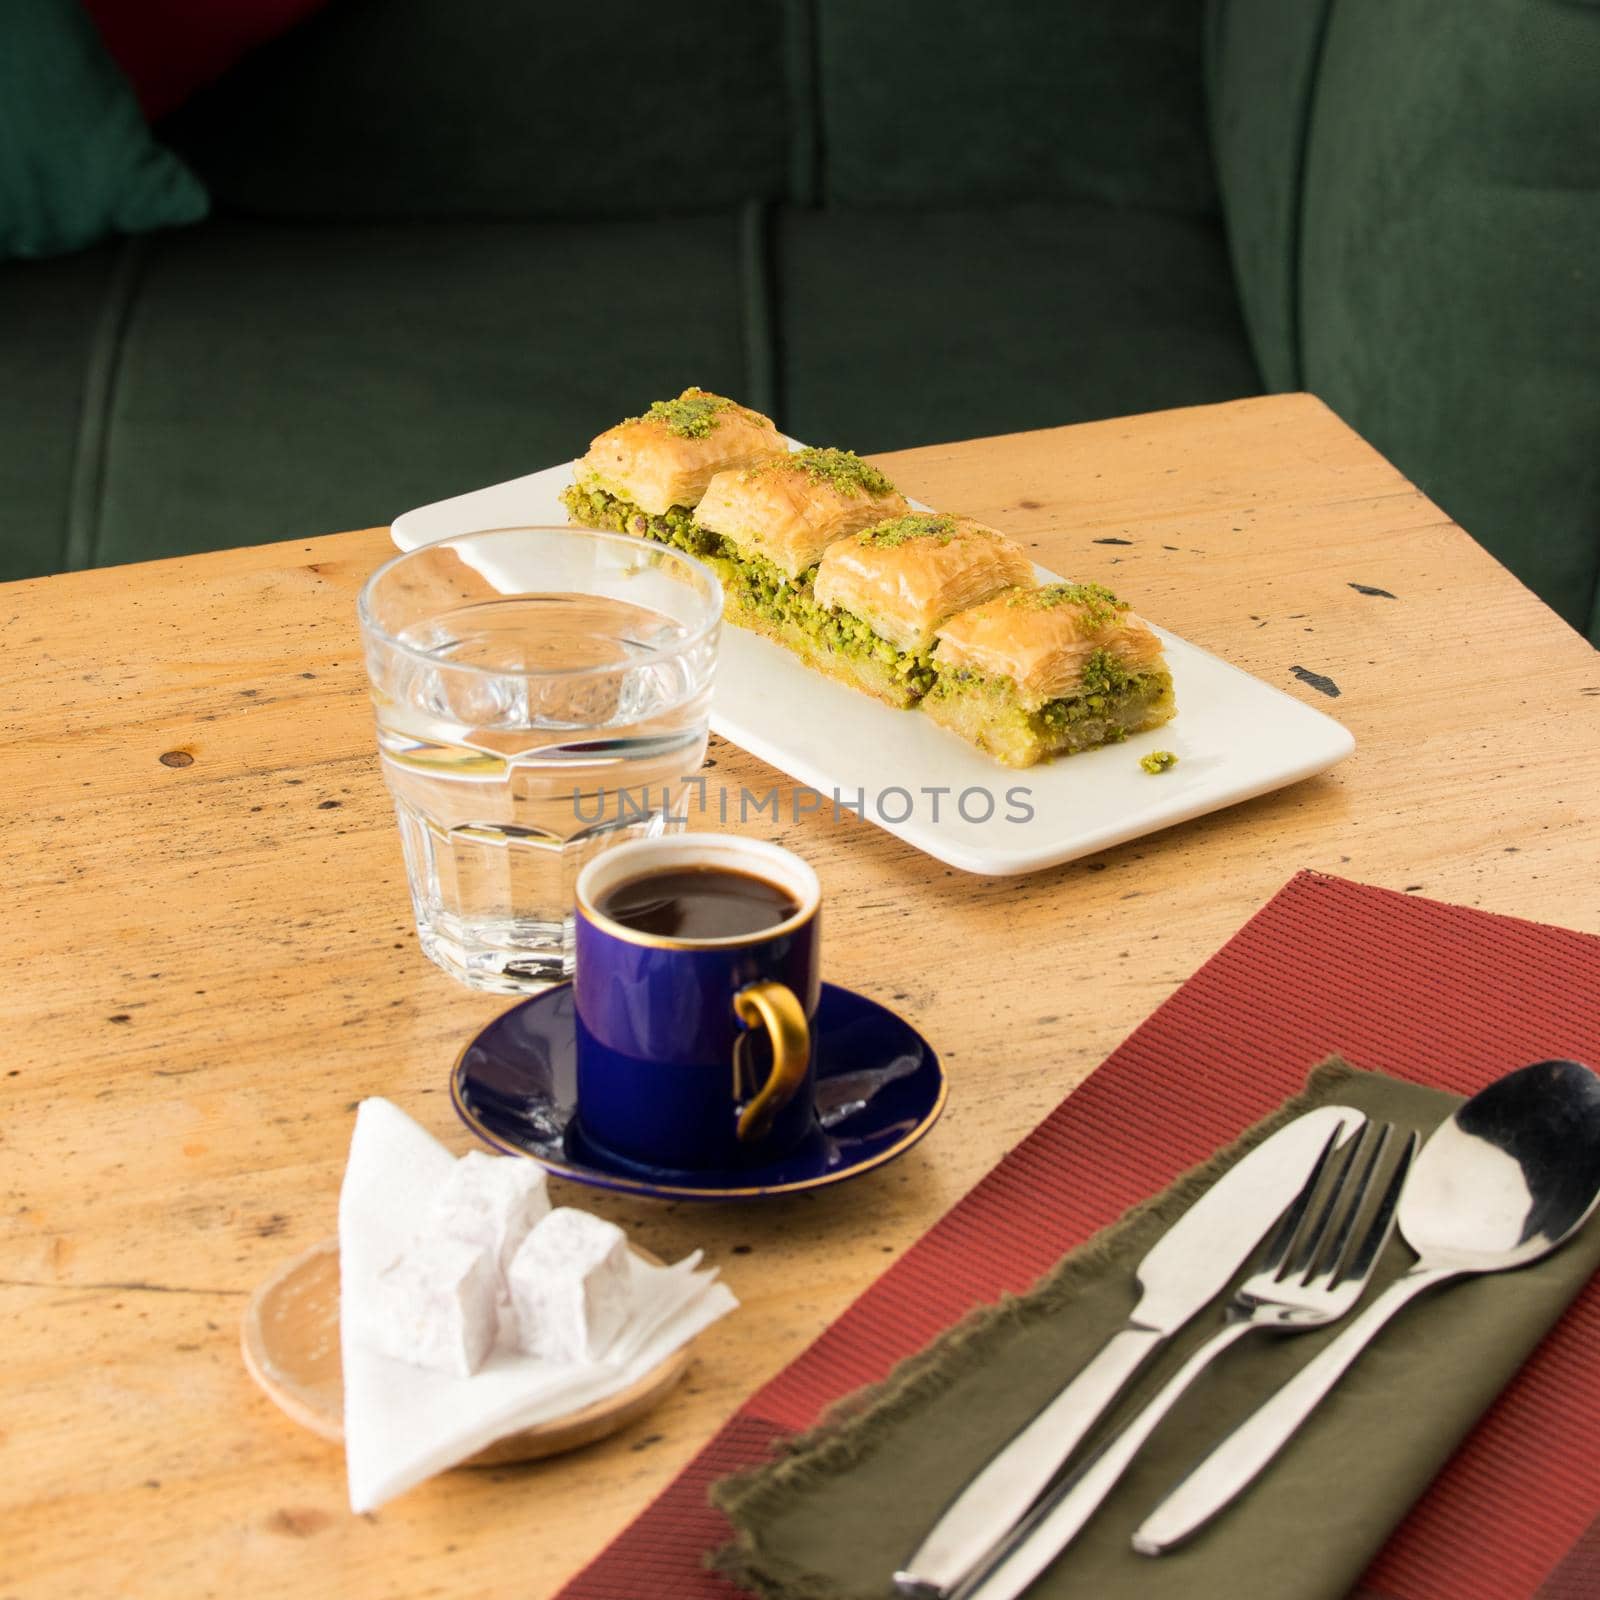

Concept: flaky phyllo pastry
[[697, 449, 909, 579], [711, 510, 1027, 709], [813, 514, 1034, 653], [562, 387, 785, 534], [562, 389, 1176, 762], [925, 583, 1175, 765]]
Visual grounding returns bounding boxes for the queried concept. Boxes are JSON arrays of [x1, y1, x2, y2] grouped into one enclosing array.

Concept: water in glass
[[360, 528, 720, 992]]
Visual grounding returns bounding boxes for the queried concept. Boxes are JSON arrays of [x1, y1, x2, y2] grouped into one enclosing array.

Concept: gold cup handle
[[731, 980, 811, 1143]]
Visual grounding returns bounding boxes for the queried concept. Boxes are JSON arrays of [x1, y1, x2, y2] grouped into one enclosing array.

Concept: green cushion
[[0, 0, 207, 261], [815, 0, 1216, 214], [775, 203, 1261, 452], [3, 214, 758, 570], [161, 0, 790, 219], [1203, 0, 1334, 390], [1298, 0, 1600, 636]]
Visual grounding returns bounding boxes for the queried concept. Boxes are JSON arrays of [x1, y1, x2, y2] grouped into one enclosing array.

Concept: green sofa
[[5, 0, 1598, 641]]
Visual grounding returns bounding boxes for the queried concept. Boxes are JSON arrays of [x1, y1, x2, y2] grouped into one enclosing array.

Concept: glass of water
[[358, 526, 722, 993]]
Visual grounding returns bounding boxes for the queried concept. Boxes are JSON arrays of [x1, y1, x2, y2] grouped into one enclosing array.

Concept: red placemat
[[556, 872, 1600, 1600]]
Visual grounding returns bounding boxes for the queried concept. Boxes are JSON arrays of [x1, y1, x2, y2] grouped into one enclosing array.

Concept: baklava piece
[[696, 448, 908, 579], [924, 582, 1175, 766], [805, 513, 1036, 707], [561, 387, 785, 559], [689, 449, 924, 682]]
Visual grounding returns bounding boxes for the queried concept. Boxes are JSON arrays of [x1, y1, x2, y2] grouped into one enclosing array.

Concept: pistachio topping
[[753, 447, 896, 498], [856, 512, 963, 549], [1079, 646, 1134, 696], [636, 387, 735, 439], [1140, 749, 1179, 774], [1004, 581, 1127, 628]]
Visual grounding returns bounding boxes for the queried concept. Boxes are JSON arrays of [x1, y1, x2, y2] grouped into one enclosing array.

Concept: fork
[[953, 1119, 1418, 1600]]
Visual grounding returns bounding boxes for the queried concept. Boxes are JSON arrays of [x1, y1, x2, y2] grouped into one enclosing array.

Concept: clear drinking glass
[[358, 526, 722, 993]]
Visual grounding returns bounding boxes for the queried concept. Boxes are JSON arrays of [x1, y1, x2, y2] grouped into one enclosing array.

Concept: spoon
[[1132, 1058, 1600, 1554]]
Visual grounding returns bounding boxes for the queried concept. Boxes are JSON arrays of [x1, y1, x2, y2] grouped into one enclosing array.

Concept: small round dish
[[240, 1237, 689, 1466], [451, 982, 946, 1200]]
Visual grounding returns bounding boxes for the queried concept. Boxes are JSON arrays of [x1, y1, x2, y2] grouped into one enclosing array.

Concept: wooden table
[[4, 395, 1597, 1599]]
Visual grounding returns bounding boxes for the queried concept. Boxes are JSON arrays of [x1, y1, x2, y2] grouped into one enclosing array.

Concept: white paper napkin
[[338, 1098, 738, 1513]]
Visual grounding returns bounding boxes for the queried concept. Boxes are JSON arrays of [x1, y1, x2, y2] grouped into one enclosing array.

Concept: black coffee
[[598, 865, 800, 940]]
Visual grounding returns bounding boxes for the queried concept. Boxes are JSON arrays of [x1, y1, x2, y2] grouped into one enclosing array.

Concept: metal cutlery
[[1134, 1058, 1600, 1555], [954, 1118, 1415, 1600], [894, 1102, 1368, 1599]]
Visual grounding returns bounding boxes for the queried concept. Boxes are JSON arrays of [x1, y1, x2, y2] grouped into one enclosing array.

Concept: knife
[[893, 1103, 1366, 1599]]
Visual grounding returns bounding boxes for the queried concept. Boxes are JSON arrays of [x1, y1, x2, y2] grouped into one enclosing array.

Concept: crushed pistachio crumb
[[754, 447, 896, 498], [1005, 581, 1128, 628], [1140, 749, 1179, 774], [637, 387, 734, 439], [857, 512, 962, 549], [1080, 646, 1133, 696]]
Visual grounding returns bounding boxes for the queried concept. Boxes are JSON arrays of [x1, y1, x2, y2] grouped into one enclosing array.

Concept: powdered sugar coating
[[370, 1235, 499, 1377], [506, 1208, 633, 1364]]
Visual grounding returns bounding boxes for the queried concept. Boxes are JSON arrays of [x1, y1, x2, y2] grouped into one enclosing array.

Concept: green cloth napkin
[[714, 1061, 1600, 1600], [1, 0, 208, 261]]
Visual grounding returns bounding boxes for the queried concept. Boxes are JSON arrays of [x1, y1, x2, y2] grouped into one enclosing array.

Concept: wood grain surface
[[3, 395, 1597, 1599]]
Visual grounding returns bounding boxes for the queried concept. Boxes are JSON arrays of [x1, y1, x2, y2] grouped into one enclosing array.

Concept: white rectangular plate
[[391, 460, 1353, 876]]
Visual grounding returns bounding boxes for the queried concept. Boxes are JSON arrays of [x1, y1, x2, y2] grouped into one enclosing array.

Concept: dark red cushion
[[79, 0, 330, 121]]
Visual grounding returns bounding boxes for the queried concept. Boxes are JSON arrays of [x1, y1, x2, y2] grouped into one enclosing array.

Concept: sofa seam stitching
[[64, 235, 147, 572], [1288, 0, 1342, 393]]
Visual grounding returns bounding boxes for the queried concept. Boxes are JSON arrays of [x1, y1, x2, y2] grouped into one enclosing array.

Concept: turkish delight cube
[[506, 1208, 633, 1364], [426, 1149, 551, 1275], [369, 1235, 499, 1378]]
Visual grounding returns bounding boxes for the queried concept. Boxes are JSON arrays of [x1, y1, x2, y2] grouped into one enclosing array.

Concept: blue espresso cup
[[573, 834, 821, 1174]]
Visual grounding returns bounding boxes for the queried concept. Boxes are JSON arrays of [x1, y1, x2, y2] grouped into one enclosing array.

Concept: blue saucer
[[451, 982, 946, 1200]]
